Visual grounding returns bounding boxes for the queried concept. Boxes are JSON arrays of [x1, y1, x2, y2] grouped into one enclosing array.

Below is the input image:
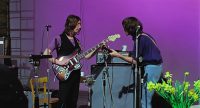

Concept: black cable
[[102, 71, 106, 108], [105, 66, 114, 108]]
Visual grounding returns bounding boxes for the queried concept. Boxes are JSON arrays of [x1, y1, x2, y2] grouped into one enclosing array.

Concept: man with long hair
[[109, 17, 163, 108], [43, 14, 97, 108]]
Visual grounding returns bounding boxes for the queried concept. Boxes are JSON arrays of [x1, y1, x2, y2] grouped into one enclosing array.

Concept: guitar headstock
[[107, 34, 120, 42]]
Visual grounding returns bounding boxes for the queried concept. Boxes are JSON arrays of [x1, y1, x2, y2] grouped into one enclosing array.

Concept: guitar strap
[[74, 37, 82, 53], [141, 33, 158, 47], [55, 38, 59, 55]]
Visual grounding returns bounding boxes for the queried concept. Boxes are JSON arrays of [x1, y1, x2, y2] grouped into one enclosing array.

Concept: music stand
[[29, 54, 52, 108]]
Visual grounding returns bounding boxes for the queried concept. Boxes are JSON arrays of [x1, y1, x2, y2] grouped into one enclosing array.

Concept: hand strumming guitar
[[56, 57, 70, 66]]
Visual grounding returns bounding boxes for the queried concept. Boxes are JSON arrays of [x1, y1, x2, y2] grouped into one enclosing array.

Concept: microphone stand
[[102, 68, 106, 108], [102, 47, 115, 108], [102, 49, 108, 108], [33, 60, 40, 108], [134, 29, 142, 108], [45, 25, 51, 107]]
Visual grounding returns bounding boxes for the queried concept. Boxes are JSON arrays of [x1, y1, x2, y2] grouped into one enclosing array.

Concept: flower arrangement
[[147, 71, 200, 108]]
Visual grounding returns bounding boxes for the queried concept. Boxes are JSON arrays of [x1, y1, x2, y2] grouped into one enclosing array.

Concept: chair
[[30, 76, 59, 108]]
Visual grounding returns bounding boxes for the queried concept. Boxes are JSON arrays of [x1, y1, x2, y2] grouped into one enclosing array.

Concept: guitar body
[[52, 51, 82, 81], [52, 34, 120, 81]]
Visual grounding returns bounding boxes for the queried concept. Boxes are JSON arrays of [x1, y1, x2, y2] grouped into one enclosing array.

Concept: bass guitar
[[52, 34, 120, 81]]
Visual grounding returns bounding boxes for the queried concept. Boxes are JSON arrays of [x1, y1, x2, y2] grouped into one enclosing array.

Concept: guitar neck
[[77, 39, 109, 60]]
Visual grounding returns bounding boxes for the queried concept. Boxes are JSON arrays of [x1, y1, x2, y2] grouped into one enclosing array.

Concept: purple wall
[[34, 0, 200, 89]]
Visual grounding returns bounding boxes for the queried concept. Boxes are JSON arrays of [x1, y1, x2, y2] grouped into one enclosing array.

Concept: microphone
[[136, 25, 140, 31], [45, 25, 52, 28], [45, 25, 52, 31], [136, 25, 141, 37]]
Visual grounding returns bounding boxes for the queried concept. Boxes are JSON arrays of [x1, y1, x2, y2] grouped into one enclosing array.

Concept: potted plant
[[147, 72, 200, 108]]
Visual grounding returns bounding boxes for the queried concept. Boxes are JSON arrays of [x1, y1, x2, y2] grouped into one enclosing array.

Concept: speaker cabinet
[[91, 64, 134, 108]]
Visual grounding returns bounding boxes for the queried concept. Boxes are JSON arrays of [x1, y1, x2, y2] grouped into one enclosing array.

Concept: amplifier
[[96, 51, 130, 64], [0, 37, 4, 55], [90, 64, 134, 108]]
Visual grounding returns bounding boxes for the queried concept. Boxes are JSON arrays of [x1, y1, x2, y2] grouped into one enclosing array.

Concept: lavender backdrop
[[34, 0, 200, 90]]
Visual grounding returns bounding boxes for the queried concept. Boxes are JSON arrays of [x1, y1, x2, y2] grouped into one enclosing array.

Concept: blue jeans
[[141, 64, 163, 108]]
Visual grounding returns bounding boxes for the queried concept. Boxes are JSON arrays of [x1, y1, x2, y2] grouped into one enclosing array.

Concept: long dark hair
[[64, 15, 81, 35], [122, 17, 143, 36]]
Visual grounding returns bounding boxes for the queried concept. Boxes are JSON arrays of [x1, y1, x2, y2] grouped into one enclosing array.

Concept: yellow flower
[[184, 72, 189, 76], [165, 71, 172, 79], [147, 81, 155, 92], [193, 93, 199, 101], [188, 89, 195, 97], [169, 87, 176, 94], [183, 81, 190, 91], [167, 78, 172, 84], [165, 85, 172, 93], [154, 83, 162, 91]]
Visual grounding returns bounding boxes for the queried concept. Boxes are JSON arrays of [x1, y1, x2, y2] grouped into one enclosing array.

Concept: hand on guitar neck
[[85, 41, 107, 59], [101, 45, 112, 53]]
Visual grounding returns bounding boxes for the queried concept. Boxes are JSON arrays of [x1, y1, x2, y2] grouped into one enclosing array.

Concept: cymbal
[[0, 55, 30, 59]]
